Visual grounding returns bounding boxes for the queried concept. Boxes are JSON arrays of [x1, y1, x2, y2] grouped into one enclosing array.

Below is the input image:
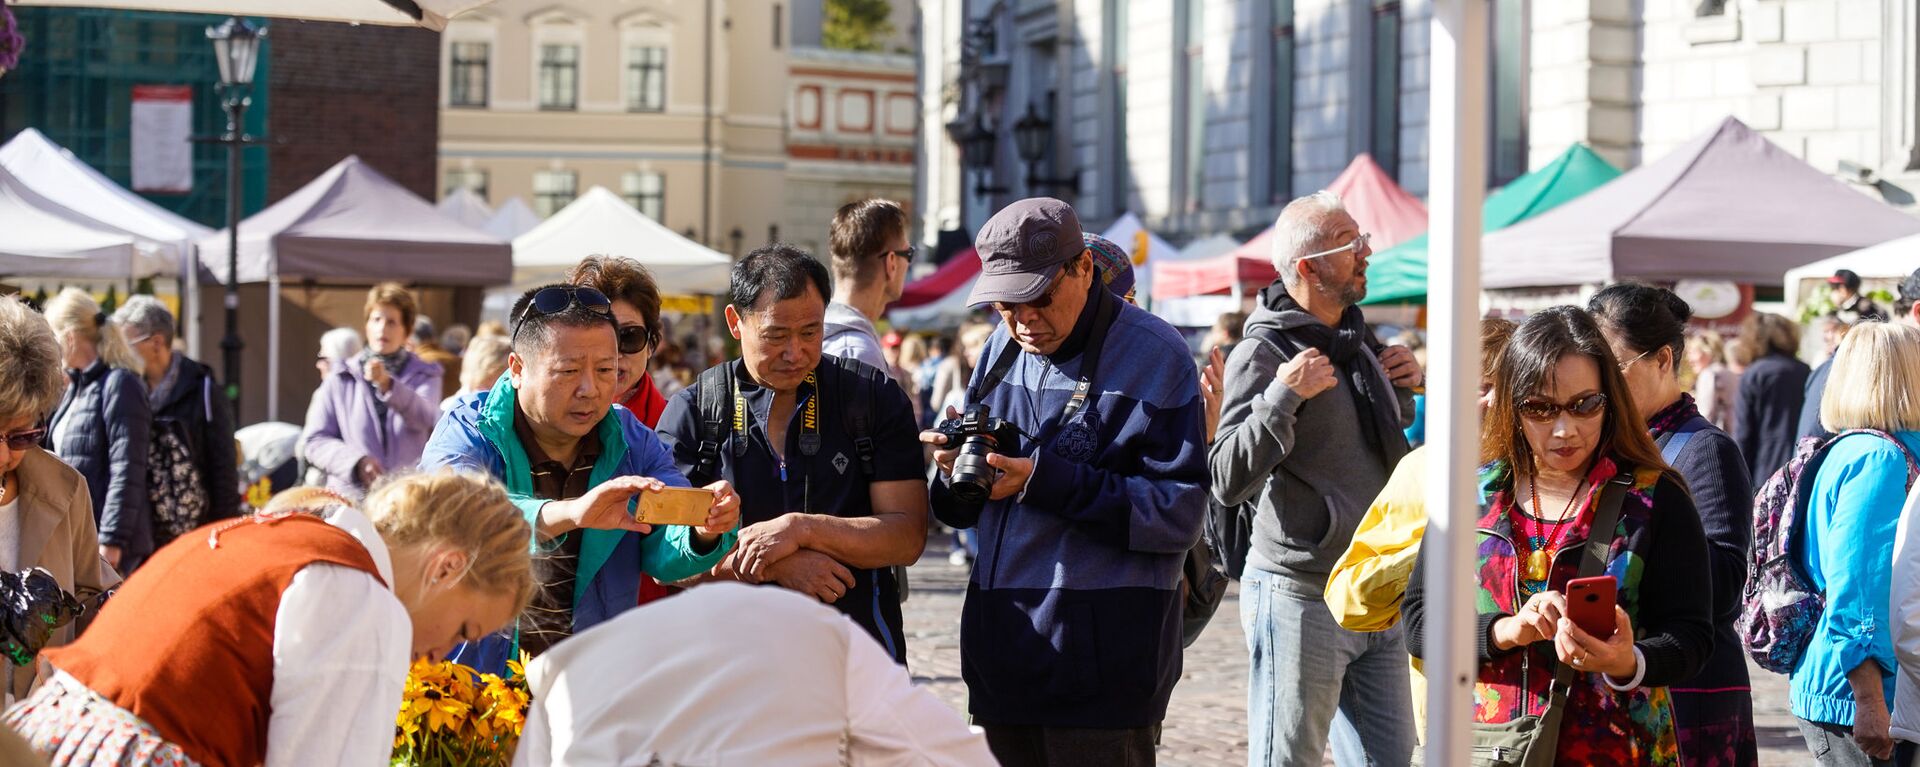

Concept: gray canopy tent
[[198, 155, 510, 424], [1482, 117, 1920, 289]]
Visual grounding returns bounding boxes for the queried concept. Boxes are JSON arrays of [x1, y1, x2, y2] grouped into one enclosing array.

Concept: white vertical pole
[[1425, 0, 1488, 763], [184, 243, 201, 359], [267, 272, 281, 423]]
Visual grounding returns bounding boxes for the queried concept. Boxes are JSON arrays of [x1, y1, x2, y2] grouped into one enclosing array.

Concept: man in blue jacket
[[921, 198, 1209, 766], [423, 284, 740, 663]]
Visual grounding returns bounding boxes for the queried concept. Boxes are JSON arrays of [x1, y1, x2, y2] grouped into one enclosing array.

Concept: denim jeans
[[1242, 567, 1417, 767], [1798, 717, 1918, 767]]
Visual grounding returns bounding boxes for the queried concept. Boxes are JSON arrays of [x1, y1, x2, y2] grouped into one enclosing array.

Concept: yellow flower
[[424, 686, 471, 733]]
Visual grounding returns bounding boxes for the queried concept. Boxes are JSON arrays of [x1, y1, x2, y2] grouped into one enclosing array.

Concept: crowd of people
[[0, 187, 1917, 766]]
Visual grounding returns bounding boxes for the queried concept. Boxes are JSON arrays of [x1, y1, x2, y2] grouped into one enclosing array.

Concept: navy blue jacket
[[48, 360, 151, 568], [1735, 352, 1810, 484], [932, 286, 1209, 728], [1656, 415, 1755, 701]]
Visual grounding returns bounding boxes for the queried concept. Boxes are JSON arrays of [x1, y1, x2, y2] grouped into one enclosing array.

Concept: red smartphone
[[1565, 575, 1618, 640]]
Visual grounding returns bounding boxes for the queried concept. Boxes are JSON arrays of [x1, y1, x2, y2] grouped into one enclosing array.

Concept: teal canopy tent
[[1360, 144, 1622, 305]]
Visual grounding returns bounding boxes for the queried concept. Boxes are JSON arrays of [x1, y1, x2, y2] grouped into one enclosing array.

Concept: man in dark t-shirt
[[657, 244, 928, 662]]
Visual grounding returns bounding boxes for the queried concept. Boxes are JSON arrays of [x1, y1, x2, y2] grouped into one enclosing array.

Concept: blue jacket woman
[[1790, 321, 1920, 766]]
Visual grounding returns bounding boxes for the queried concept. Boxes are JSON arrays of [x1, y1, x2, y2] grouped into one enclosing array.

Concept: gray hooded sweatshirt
[[1208, 293, 1414, 596]]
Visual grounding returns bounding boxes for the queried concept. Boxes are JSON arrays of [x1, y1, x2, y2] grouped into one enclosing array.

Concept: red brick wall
[[266, 21, 439, 203]]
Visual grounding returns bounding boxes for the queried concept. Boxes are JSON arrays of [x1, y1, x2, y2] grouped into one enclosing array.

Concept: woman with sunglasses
[[0, 296, 118, 703], [1403, 306, 1712, 766], [301, 283, 444, 501], [1588, 283, 1759, 765], [566, 256, 668, 428]]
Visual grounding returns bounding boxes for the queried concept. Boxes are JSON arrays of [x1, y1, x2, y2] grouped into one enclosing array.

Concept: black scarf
[[1261, 286, 1408, 460]]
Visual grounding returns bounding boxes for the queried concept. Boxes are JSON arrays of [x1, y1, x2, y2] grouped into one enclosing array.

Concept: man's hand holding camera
[[919, 405, 1032, 501]]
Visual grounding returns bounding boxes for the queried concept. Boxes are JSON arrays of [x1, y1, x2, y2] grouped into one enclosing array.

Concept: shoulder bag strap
[[1542, 473, 1635, 706]]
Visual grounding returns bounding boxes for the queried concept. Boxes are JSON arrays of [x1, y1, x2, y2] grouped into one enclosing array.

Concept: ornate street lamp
[[1011, 102, 1078, 195], [949, 114, 1006, 197], [206, 16, 265, 409]]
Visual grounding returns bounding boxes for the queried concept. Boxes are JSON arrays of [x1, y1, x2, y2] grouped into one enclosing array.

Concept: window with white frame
[[533, 170, 577, 217], [445, 168, 488, 200], [449, 41, 490, 107], [626, 46, 667, 112], [539, 43, 579, 111], [1369, 0, 1401, 179], [1182, 0, 1205, 211], [623, 171, 665, 222]]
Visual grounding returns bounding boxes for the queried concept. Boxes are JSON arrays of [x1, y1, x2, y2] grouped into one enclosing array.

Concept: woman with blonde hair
[[1789, 322, 1920, 766], [5, 470, 536, 767], [42, 288, 152, 574], [0, 296, 119, 703]]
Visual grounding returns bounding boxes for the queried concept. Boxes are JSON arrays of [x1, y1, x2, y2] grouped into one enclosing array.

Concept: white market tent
[[1784, 234, 1920, 314], [0, 164, 161, 279], [1, 128, 215, 353], [484, 197, 541, 241], [16, 0, 496, 29], [437, 188, 494, 230], [1097, 213, 1176, 299], [510, 186, 731, 295], [198, 155, 510, 420]]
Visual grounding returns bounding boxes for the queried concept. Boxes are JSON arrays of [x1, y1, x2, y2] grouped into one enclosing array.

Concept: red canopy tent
[[1154, 153, 1427, 300], [892, 248, 981, 309]]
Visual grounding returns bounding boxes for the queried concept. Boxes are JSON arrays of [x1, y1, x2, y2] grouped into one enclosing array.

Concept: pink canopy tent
[[892, 249, 982, 309], [1155, 153, 1428, 300]]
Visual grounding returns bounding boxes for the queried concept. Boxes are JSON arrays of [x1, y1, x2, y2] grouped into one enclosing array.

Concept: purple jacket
[[300, 351, 443, 498]]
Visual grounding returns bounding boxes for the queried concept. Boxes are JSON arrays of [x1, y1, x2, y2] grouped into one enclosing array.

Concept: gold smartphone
[[630, 486, 714, 526]]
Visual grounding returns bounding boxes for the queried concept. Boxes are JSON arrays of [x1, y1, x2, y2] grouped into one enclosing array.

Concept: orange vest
[[45, 514, 385, 767]]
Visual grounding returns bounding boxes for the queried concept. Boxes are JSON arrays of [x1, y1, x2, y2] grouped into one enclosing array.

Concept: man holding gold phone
[[657, 244, 929, 664], [423, 283, 743, 664]]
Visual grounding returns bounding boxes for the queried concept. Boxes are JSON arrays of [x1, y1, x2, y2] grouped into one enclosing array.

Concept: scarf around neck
[[1263, 286, 1407, 461]]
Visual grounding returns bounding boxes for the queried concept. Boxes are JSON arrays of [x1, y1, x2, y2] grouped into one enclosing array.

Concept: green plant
[[823, 0, 893, 52]]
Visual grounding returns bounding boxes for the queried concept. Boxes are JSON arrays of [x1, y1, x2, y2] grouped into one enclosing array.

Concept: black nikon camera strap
[[969, 285, 1119, 424]]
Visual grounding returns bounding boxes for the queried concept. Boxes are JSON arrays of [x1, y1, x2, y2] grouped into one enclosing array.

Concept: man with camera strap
[[656, 244, 929, 663], [920, 198, 1209, 767]]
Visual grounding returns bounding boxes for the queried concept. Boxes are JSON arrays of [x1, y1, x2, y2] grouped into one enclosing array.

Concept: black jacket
[[1735, 352, 1811, 484], [1656, 417, 1754, 698], [47, 361, 151, 565], [150, 354, 242, 530]]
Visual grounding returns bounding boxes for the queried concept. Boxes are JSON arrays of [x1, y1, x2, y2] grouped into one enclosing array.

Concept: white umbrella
[[16, 0, 496, 29]]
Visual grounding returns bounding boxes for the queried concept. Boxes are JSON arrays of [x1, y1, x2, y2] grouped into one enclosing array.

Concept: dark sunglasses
[[511, 286, 615, 344], [1517, 392, 1608, 422], [885, 246, 915, 262], [616, 324, 657, 356], [992, 271, 1069, 313], [1, 428, 45, 451]]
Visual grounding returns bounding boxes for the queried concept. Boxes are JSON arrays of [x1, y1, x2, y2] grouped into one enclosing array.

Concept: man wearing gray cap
[[920, 198, 1209, 766]]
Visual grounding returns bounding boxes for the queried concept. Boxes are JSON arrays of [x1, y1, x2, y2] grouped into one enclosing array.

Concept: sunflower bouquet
[[391, 654, 533, 767]]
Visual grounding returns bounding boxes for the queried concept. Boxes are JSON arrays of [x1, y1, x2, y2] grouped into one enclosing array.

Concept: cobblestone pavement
[[904, 543, 1814, 766]]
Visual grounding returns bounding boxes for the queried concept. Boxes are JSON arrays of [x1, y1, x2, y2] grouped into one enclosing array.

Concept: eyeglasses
[[0, 428, 45, 451], [1300, 233, 1373, 261], [1517, 392, 1609, 422], [885, 246, 915, 262], [992, 271, 1069, 313], [510, 286, 615, 346], [1617, 348, 1654, 372], [616, 324, 657, 355]]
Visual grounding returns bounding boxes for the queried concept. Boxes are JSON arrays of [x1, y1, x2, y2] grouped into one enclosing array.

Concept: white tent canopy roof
[[0, 164, 160, 279], [15, 0, 495, 29], [1784, 233, 1920, 313], [437, 188, 494, 230], [0, 128, 212, 268], [198, 155, 511, 285], [511, 186, 731, 295], [484, 197, 541, 242]]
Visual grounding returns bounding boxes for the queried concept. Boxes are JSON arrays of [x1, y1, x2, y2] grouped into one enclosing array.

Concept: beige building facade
[[438, 0, 921, 275]]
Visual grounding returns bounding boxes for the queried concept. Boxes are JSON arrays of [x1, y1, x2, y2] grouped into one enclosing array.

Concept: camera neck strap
[[730, 368, 822, 459], [970, 285, 1118, 424]]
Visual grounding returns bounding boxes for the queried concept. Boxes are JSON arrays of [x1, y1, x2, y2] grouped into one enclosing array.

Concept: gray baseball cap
[[966, 197, 1085, 306]]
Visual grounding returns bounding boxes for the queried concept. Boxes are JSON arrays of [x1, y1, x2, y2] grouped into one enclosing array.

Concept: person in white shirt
[[823, 199, 914, 378], [4, 471, 535, 767], [1893, 482, 1920, 748], [514, 581, 997, 767]]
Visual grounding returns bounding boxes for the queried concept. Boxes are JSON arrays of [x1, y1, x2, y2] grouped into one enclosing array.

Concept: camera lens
[[950, 434, 997, 505]]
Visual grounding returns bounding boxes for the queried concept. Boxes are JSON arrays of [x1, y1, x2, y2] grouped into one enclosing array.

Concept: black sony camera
[[934, 403, 1023, 507]]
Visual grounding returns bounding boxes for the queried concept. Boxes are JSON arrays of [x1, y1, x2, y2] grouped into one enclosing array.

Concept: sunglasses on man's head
[[1, 428, 45, 451], [1517, 392, 1608, 422], [511, 286, 616, 345]]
